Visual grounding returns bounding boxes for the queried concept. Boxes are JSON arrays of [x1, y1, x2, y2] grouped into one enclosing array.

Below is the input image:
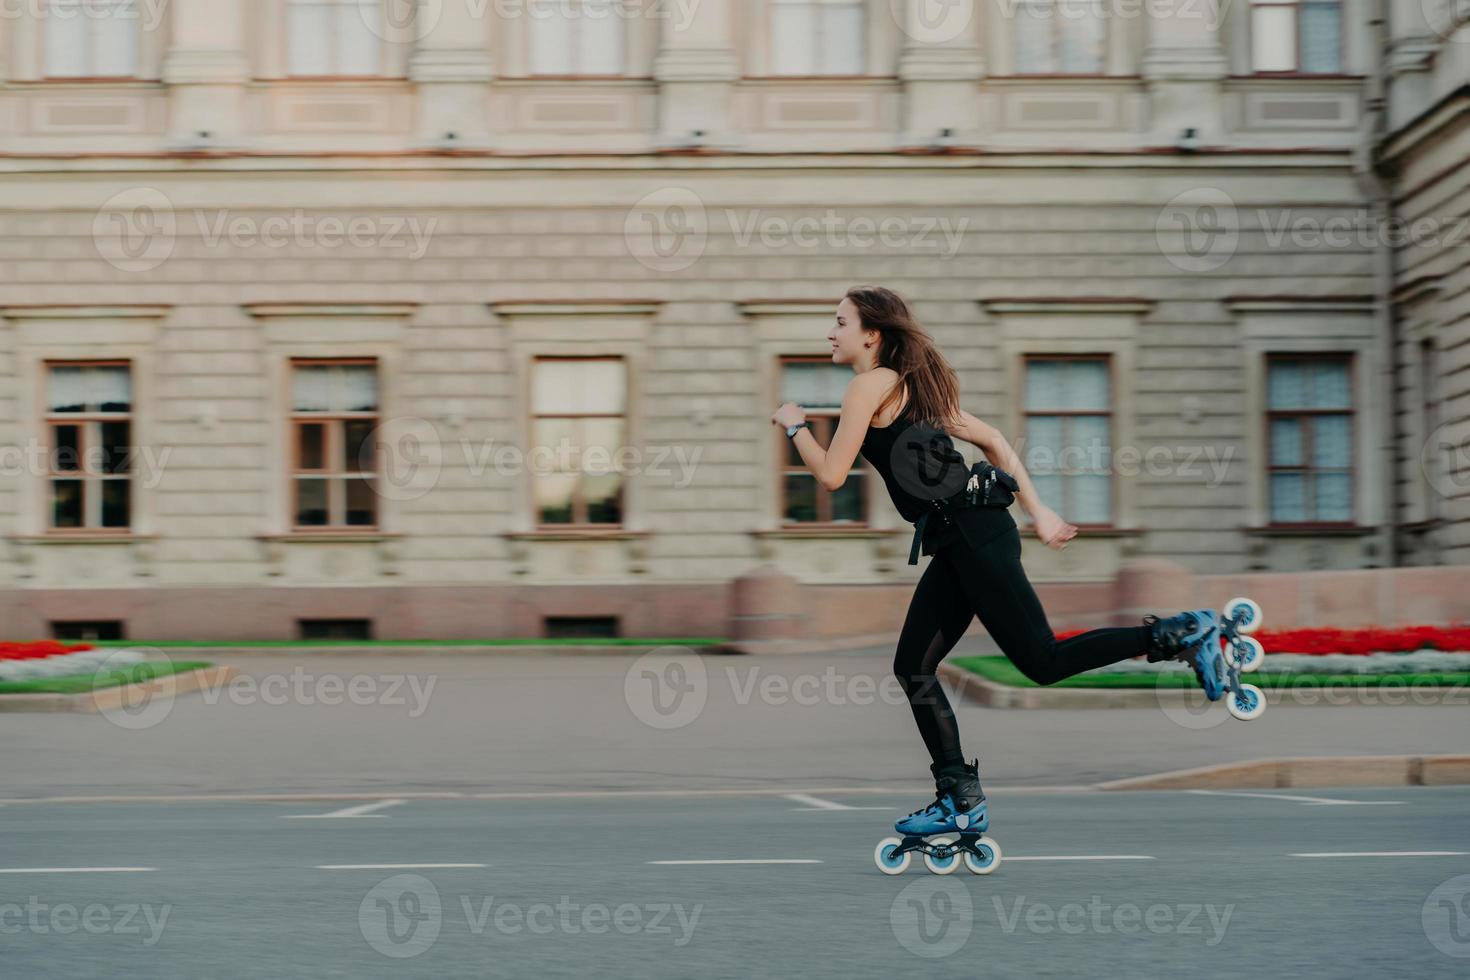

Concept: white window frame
[[284, 0, 386, 78], [526, 0, 629, 76], [1011, 0, 1107, 76], [42, 0, 142, 79], [1247, 0, 1344, 74], [768, 0, 868, 77]]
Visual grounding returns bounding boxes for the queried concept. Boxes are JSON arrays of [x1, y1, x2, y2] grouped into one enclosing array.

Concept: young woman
[[770, 286, 1218, 841]]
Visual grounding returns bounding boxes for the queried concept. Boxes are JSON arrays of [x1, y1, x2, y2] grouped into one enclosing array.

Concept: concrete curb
[[937, 662, 1470, 709], [1096, 754, 1470, 790], [0, 665, 237, 714]]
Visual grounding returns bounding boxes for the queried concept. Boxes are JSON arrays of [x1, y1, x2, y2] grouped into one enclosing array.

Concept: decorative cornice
[[243, 304, 418, 318], [0, 305, 171, 320]]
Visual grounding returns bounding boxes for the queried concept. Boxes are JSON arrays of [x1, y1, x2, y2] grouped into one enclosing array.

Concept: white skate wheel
[[964, 837, 1002, 875], [1226, 683, 1266, 721], [1229, 636, 1265, 673], [1224, 597, 1262, 634], [923, 837, 961, 875], [875, 836, 911, 875]]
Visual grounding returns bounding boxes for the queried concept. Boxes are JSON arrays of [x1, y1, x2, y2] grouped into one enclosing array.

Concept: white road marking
[[1290, 851, 1466, 859], [1004, 855, 1156, 862], [649, 859, 823, 866], [284, 799, 406, 819], [315, 863, 486, 870], [0, 867, 155, 874], [1188, 790, 1404, 807], [783, 794, 886, 812]]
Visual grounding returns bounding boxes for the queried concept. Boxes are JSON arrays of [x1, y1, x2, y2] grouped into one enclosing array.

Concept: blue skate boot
[[1143, 609, 1226, 701], [876, 760, 1002, 876]]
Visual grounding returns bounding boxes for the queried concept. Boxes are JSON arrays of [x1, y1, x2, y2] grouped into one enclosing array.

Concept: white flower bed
[[0, 647, 145, 682], [1084, 650, 1470, 677]]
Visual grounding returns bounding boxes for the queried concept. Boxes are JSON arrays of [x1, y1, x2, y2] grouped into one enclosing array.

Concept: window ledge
[[1398, 518, 1443, 533], [752, 527, 894, 540], [1019, 525, 1146, 538], [504, 529, 651, 542], [1243, 525, 1377, 537], [7, 532, 158, 545], [257, 531, 403, 543]]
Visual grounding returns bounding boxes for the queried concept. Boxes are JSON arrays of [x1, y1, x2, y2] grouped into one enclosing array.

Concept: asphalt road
[[2, 787, 1468, 979], [2, 649, 1467, 799]]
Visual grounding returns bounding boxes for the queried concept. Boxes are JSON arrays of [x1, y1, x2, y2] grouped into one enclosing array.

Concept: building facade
[[0, 0, 1464, 640]]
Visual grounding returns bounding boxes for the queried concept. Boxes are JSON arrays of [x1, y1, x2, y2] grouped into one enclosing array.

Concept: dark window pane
[[535, 473, 575, 524], [101, 479, 130, 528], [830, 476, 865, 523], [299, 619, 373, 640], [100, 421, 131, 474], [785, 434, 803, 466], [784, 473, 817, 523], [545, 616, 619, 639], [583, 473, 622, 524], [51, 479, 83, 528], [345, 477, 376, 526], [344, 419, 374, 473], [51, 620, 124, 641], [53, 425, 82, 472], [296, 478, 329, 526], [299, 423, 326, 470]]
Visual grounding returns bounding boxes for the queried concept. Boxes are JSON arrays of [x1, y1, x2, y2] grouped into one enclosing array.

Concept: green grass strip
[[949, 656, 1470, 691], [0, 660, 212, 695], [80, 638, 726, 649]]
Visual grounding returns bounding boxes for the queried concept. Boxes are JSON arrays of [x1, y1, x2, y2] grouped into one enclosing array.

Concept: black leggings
[[893, 525, 1150, 768]]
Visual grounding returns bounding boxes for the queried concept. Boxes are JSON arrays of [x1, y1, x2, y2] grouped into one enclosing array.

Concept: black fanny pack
[[906, 461, 1021, 564]]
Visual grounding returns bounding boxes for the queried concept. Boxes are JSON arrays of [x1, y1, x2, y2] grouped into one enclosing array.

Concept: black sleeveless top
[[860, 399, 1017, 559]]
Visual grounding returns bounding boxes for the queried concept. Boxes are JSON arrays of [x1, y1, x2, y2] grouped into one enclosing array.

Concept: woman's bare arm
[[771, 371, 888, 492]]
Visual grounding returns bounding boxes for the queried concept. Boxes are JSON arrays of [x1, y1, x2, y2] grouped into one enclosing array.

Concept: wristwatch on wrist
[[785, 421, 810, 439]]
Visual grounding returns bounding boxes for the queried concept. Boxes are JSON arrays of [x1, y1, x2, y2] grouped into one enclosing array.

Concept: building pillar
[[161, 0, 250, 148], [895, 0, 985, 147], [1141, 0, 1228, 147], [653, 0, 738, 149], [409, 0, 496, 148]]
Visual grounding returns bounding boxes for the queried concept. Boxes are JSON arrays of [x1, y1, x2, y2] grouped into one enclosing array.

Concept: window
[[45, 362, 133, 531], [1266, 354, 1353, 524], [1014, 0, 1105, 74], [531, 357, 626, 525], [1022, 356, 1112, 525], [51, 620, 125, 641], [290, 360, 380, 528], [770, 0, 866, 76], [287, 0, 383, 76], [43, 0, 140, 78], [1250, 0, 1342, 73], [545, 616, 620, 638], [528, 0, 626, 75], [299, 619, 374, 640], [779, 358, 867, 525]]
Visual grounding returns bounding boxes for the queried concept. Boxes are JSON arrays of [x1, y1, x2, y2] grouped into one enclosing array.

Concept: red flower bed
[[1054, 624, 1470, 655], [0, 641, 95, 661]]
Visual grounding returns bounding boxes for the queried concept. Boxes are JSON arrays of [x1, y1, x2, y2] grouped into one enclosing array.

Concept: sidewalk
[[3, 645, 1466, 799]]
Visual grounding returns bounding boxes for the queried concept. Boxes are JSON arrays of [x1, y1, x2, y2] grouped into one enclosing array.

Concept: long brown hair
[[845, 286, 962, 430]]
